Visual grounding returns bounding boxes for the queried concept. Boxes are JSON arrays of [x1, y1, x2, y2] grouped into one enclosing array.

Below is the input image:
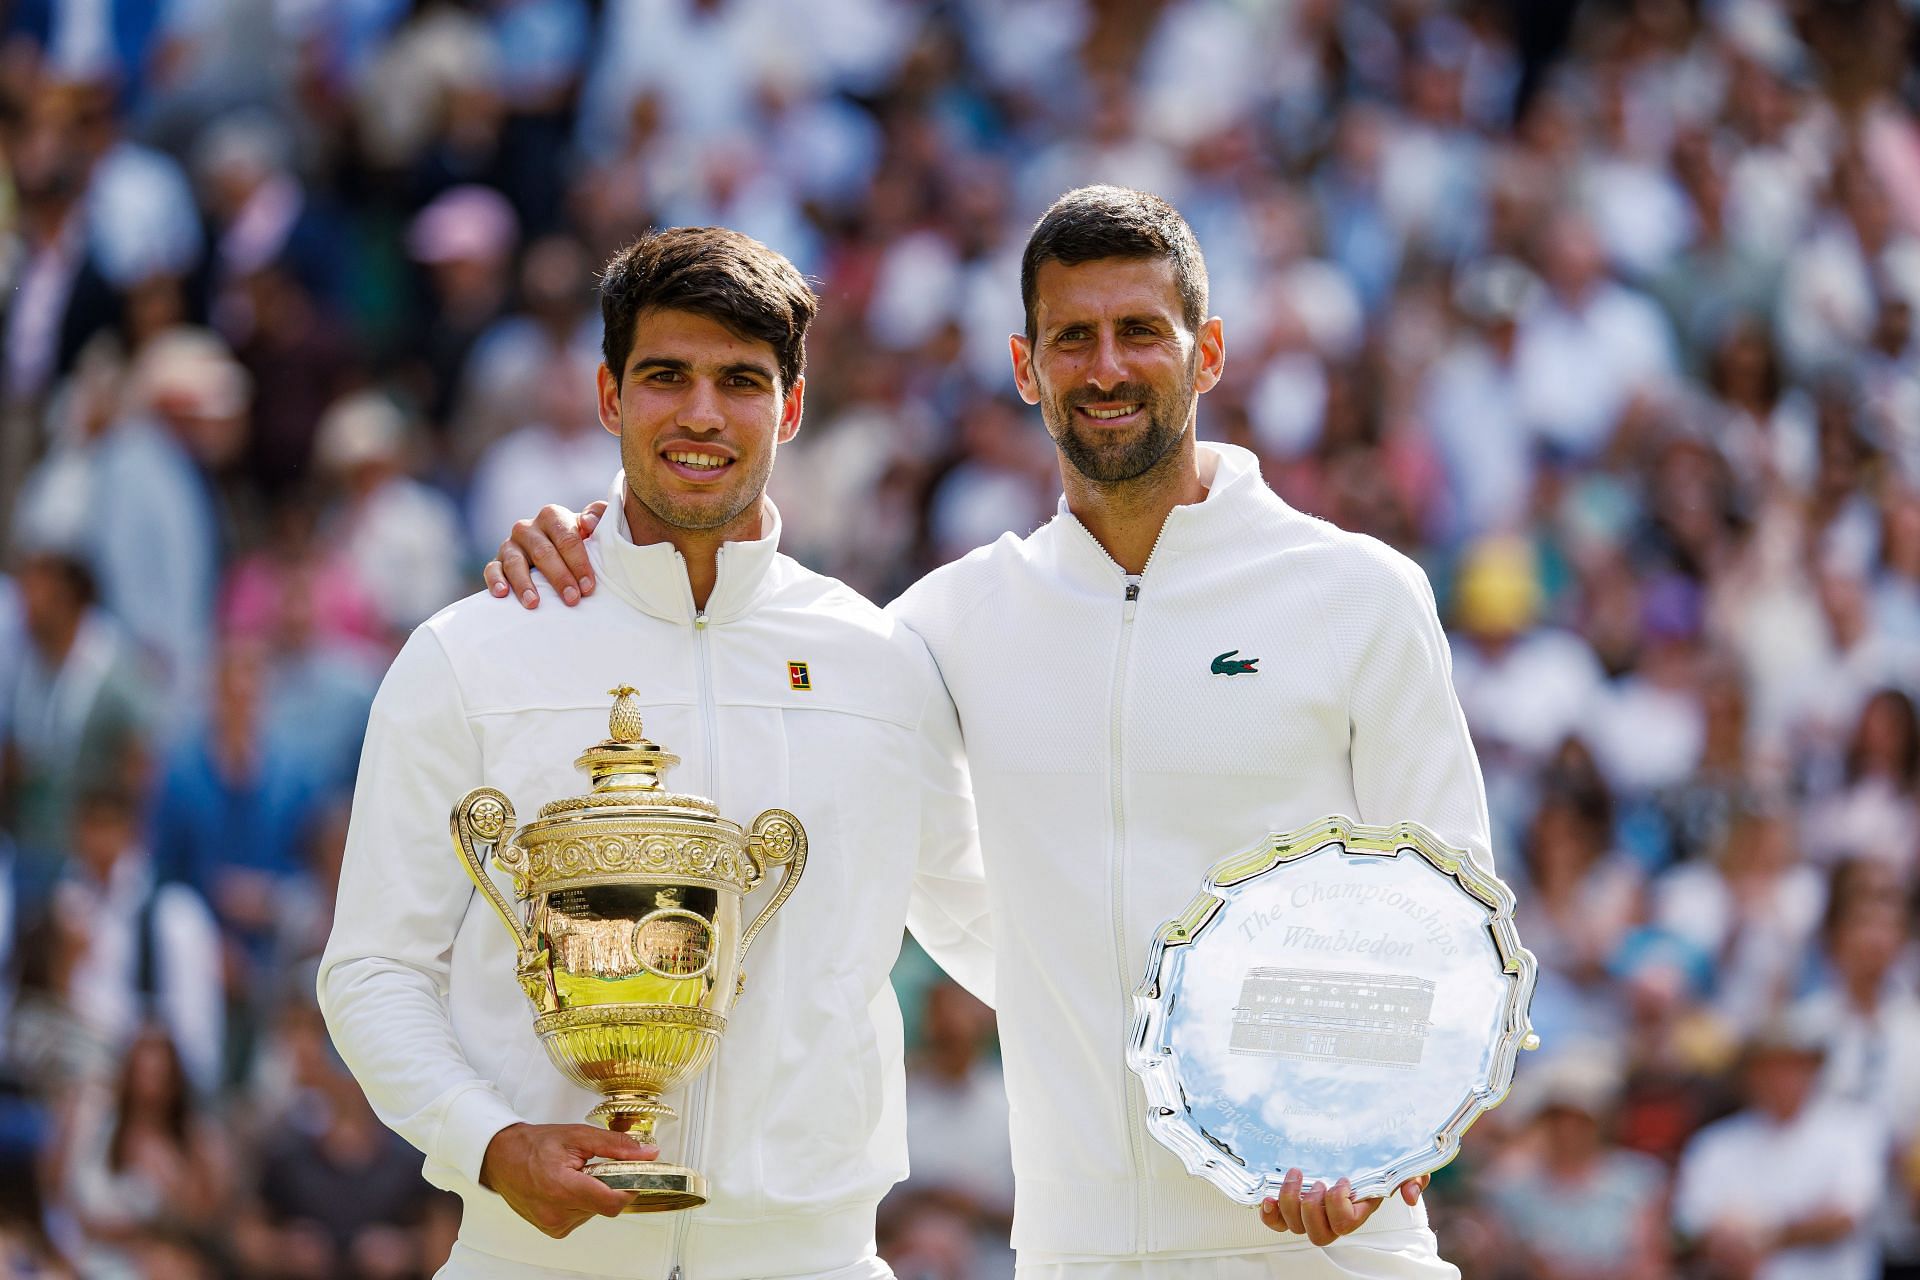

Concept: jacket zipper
[[669, 601, 723, 1280], [1110, 580, 1144, 1252], [1101, 522, 1172, 1256]]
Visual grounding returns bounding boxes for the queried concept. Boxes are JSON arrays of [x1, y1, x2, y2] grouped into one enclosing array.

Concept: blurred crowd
[[1, 0, 1918, 1276]]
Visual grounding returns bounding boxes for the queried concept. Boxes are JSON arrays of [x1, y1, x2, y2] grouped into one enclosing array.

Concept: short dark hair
[[1020, 186, 1209, 340], [599, 227, 817, 390], [20, 549, 97, 608], [75, 783, 141, 825]]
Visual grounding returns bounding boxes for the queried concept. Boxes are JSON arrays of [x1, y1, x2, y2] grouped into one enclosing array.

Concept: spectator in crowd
[[1656, 805, 1826, 1038], [1697, 315, 1817, 503], [1673, 1013, 1888, 1280], [451, 231, 604, 462], [49, 787, 223, 1097], [233, 996, 455, 1280], [312, 390, 465, 641], [14, 328, 240, 725], [0, 72, 124, 419], [464, 343, 615, 564], [1420, 256, 1539, 546], [220, 494, 385, 659], [58, 1025, 230, 1276], [1794, 874, 1920, 1145], [210, 518, 384, 797], [1, 551, 150, 907], [406, 184, 521, 432], [1520, 773, 1644, 987], [1777, 150, 1920, 382], [1517, 767, 1649, 1044], [1448, 533, 1604, 825], [194, 109, 340, 357], [1796, 867, 1920, 1271], [213, 507, 383, 799], [1513, 208, 1677, 462], [1480, 1050, 1671, 1280], [150, 639, 325, 1043], [1802, 686, 1920, 874], [230, 256, 357, 503]]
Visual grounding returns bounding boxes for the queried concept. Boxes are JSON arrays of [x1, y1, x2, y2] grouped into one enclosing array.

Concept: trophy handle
[[738, 809, 807, 969], [451, 788, 533, 952]]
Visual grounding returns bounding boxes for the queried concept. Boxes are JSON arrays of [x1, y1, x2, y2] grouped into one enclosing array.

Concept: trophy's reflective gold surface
[[451, 686, 805, 1212]]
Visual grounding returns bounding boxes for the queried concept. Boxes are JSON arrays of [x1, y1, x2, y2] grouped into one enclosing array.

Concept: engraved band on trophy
[[451, 686, 806, 1212], [1127, 816, 1538, 1203]]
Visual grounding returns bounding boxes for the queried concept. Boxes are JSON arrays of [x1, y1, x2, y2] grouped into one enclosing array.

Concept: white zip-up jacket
[[319, 478, 993, 1279], [890, 442, 1491, 1262]]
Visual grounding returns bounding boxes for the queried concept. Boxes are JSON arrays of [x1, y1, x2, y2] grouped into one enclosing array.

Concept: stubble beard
[[1042, 369, 1198, 487]]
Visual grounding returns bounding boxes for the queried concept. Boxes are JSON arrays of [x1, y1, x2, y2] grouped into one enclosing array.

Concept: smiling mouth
[[662, 450, 734, 473], [1077, 404, 1142, 422]]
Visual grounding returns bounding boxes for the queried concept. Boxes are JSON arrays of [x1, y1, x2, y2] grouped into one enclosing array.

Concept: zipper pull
[[668, 1268, 682, 1280], [694, 613, 708, 630], [1125, 582, 1140, 602]]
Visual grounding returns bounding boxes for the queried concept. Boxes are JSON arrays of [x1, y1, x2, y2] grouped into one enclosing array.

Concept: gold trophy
[[450, 686, 806, 1211]]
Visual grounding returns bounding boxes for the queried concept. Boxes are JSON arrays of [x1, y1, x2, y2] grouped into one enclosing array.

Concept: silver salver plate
[[1127, 816, 1538, 1203]]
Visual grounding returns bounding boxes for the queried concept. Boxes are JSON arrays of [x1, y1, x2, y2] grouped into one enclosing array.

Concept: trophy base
[[591, 1160, 708, 1212]]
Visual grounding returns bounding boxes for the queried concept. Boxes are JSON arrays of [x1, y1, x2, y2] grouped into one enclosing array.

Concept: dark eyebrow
[[1047, 312, 1172, 338], [626, 356, 778, 383]]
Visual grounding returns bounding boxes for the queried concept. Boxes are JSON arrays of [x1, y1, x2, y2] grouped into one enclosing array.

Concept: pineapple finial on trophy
[[608, 685, 644, 743], [578, 685, 679, 793]]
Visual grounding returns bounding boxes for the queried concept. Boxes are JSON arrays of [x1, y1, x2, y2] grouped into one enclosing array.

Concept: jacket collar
[[587, 471, 784, 623], [1046, 441, 1268, 585]]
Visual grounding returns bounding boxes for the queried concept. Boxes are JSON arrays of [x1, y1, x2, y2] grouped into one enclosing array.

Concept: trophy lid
[[532, 686, 720, 822]]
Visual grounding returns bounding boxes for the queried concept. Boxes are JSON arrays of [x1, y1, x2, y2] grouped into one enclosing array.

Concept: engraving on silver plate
[[1126, 817, 1538, 1206], [1229, 968, 1435, 1069]]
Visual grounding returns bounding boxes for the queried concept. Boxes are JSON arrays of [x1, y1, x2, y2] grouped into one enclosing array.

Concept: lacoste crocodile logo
[[1212, 650, 1260, 676]]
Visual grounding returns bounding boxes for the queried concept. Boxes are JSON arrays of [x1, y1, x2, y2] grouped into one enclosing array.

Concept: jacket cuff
[[431, 1083, 525, 1187]]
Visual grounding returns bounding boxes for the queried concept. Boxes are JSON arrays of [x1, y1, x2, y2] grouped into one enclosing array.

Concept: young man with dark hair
[[598, 228, 816, 392], [493, 188, 1490, 1278], [321, 226, 992, 1280]]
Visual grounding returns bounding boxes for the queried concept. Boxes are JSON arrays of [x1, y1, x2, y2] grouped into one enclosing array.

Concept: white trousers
[[436, 1243, 895, 1280], [1014, 1229, 1460, 1280]]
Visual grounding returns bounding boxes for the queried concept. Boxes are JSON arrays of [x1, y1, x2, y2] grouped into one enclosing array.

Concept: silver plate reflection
[[1128, 817, 1537, 1203]]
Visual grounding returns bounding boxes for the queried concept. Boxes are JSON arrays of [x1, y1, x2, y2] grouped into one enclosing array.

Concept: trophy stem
[[588, 1092, 675, 1137], [586, 1092, 707, 1212]]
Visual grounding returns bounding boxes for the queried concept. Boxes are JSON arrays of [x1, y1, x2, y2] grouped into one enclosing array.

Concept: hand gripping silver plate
[[1127, 816, 1540, 1202]]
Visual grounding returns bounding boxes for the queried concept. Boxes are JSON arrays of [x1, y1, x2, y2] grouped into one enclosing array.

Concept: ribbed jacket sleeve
[[316, 625, 523, 1186], [1341, 548, 1495, 872]]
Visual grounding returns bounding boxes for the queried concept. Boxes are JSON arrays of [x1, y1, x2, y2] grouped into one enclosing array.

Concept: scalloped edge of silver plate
[[1126, 815, 1540, 1203]]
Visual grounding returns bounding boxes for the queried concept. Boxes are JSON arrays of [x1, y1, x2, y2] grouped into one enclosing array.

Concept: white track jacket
[[889, 442, 1490, 1264], [320, 480, 993, 1279]]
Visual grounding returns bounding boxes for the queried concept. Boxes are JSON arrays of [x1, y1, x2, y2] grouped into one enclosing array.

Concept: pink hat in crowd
[[406, 184, 520, 264]]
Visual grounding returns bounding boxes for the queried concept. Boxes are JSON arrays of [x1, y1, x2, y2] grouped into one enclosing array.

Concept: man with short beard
[[493, 188, 1490, 1277]]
